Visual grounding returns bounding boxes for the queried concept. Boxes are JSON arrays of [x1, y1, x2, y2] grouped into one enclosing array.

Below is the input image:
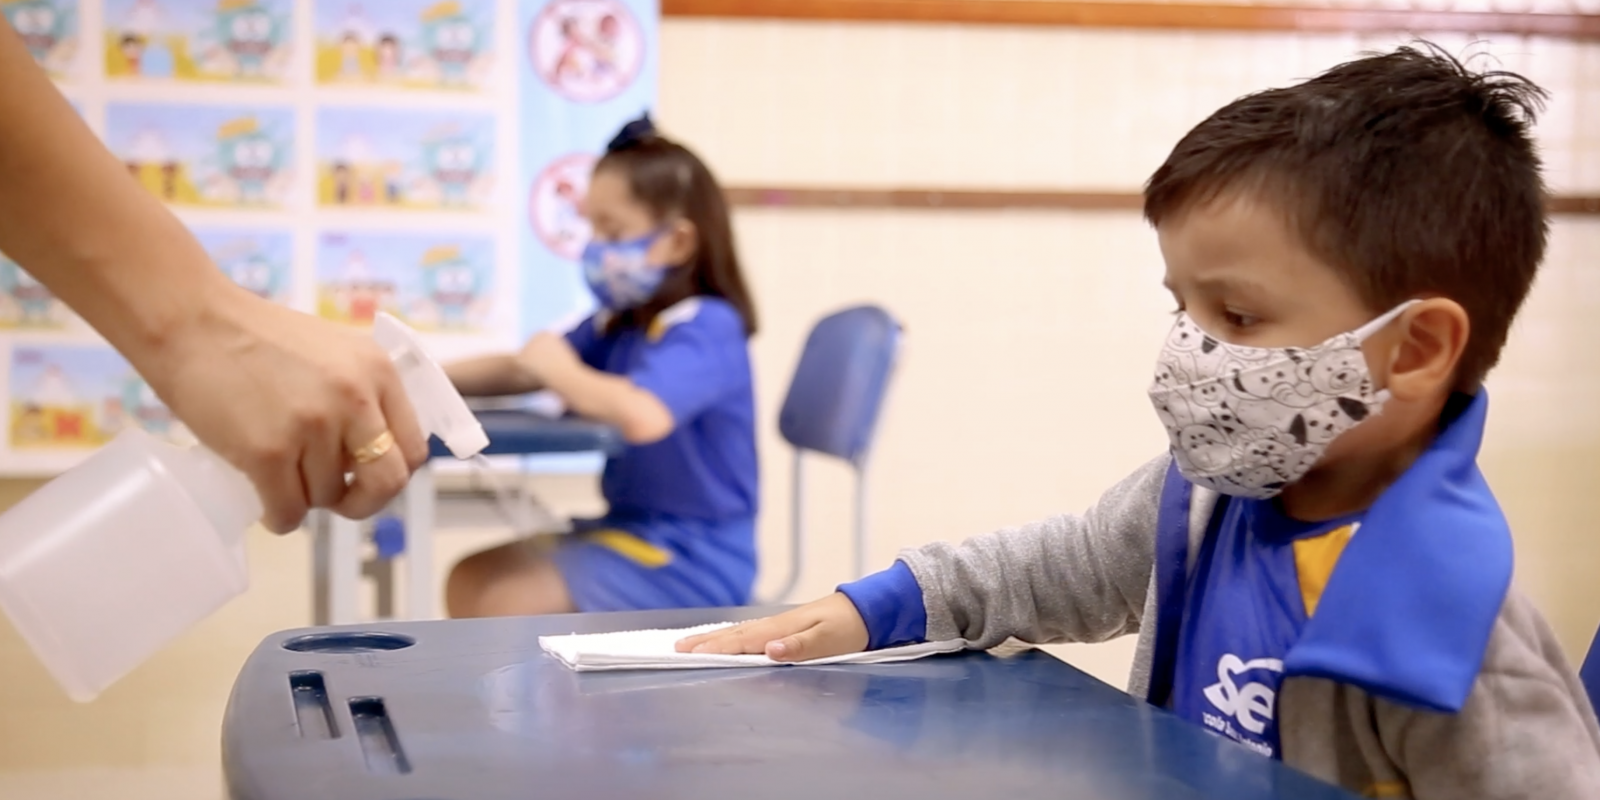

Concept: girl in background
[[445, 114, 759, 616]]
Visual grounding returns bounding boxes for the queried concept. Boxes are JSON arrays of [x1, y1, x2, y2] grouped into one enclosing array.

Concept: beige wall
[[1, 19, 1597, 800]]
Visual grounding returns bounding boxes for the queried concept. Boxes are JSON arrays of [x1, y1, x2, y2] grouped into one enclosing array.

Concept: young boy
[[679, 44, 1600, 798]]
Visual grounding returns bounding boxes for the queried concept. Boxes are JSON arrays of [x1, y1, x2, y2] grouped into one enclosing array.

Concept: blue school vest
[[1146, 391, 1514, 715]]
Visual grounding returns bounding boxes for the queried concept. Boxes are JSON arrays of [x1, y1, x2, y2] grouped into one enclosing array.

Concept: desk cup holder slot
[[350, 697, 411, 776], [288, 671, 339, 740], [281, 632, 416, 654]]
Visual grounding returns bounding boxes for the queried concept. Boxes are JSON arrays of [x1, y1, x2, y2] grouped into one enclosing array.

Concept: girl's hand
[[675, 593, 871, 662]]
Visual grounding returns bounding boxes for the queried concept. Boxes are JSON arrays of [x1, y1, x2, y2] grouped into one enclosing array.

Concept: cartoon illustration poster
[[191, 227, 293, 304], [315, 231, 494, 332], [0, 250, 78, 330], [103, 0, 291, 83], [8, 345, 188, 450], [314, 0, 493, 91], [529, 0, 644, 104], [528, 152, 596, 262], [316, 107, 494, 212], [2, 0, 79, 77], [518, 0, 656, 339], [106, 103, 293, 209]]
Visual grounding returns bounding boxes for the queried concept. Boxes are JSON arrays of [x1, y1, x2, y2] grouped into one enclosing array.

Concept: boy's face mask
[[1146, 301, 1416, 499], [581, 230, 668, 311]]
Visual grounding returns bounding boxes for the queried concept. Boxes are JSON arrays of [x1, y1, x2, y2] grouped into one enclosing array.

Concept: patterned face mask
[[581, 229, 668, 311], [1146, 301, 1417, 499]]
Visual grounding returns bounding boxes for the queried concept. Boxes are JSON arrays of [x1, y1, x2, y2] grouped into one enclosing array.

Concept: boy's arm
[[1379, 593, 1600, 800], [893, 453, 1169, 648], [682, 454, 1170, 659], [1290, 592, 1600, 799]]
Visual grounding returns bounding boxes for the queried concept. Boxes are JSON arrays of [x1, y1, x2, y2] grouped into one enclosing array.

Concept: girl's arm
[[445, 354, 543, 397], [520, 332, 673, 444]]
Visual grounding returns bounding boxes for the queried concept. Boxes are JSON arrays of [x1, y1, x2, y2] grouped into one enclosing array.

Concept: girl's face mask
[[1146, 301, 1416, 499], [581, 230, 668, 311]]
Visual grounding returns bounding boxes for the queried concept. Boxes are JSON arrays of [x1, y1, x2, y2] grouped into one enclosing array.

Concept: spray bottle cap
[[372, 312, 489, 458]]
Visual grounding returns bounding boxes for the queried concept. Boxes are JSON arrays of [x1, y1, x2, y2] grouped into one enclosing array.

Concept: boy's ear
[[1381, 298, 1470, 402], [660, 219, 698, 268]]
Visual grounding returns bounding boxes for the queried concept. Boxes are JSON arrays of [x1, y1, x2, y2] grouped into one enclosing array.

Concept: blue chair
[[1582, 623, 1600, 720], [765, 305, 904, 602]]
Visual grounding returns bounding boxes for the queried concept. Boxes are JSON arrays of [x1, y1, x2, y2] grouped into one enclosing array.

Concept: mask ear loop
[[1352, 299, 1423, 402], [1353, 299, 1423, 342]]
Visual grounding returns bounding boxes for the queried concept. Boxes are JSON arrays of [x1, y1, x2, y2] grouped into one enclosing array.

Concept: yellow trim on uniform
[[588, 529, 674, 568], [647, 315, 668, 342], [1292, 522, 1359, 618], [1364, 780, 1410, 797]]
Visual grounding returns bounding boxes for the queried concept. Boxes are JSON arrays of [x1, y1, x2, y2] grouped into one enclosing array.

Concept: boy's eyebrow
[[1182, 273, 1273, 299], [1171, 275, 1267, 300]]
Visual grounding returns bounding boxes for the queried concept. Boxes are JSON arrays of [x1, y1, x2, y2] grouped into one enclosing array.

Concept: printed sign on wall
[[104, 0, 292, 83], [8, 344, 187, 451], [0, 251, 80, 331], [518, 0, 656, 338], [192, 227, 294, 304], [0, 0, 661, 475], [315, 107, 495, 212], [106, 102, 294, 208], [313, 0, 494, 91], [2, 0, 78, 77], [315, 231, 495, 333]]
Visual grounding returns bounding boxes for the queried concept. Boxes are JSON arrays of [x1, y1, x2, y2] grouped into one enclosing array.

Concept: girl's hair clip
[[606, 112, 657, 153]]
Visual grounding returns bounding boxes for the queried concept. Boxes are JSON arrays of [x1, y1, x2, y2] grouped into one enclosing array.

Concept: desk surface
[[222, 608, 1357, 800], [428, 410, 625, 459]]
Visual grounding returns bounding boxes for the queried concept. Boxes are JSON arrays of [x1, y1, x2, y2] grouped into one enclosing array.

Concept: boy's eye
[[1224, 309, 1261, 328]]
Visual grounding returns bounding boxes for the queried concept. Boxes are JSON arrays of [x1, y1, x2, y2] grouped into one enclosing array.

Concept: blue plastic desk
[[314, 412, 625, 625], [223, 608, 1359, 800], [426, 410, 627, 459]]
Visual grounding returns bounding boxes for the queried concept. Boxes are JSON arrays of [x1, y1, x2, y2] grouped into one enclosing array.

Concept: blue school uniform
[[550, 296, 759, 612], [1166, 500, 1363, 759], [842, 391, 1512, 761]]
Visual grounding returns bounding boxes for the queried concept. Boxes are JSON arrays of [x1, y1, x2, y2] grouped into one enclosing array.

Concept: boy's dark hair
[[596, 116, 757, 338], [1143, 42, 1548, 388]]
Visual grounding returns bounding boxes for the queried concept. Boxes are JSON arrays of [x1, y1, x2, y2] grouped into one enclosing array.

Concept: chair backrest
[[1582, 623, 1600, 721], [778, 305, 902, 465]]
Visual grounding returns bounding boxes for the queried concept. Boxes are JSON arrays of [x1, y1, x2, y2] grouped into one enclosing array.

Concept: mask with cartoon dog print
[[1146, 301, 1416, 499]]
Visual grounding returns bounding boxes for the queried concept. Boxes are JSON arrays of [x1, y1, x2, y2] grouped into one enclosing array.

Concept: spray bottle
[[0, 313, 486, 701]]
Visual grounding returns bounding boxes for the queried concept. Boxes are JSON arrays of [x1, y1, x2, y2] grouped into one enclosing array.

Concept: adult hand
[[676, 593, 871, 662], [146, 285, 430, 533]]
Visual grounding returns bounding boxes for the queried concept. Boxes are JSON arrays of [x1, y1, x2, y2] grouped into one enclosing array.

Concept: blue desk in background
[[223, 607, 1358, 800], [425, 410, 627, 459], [312, 412, 624, 625]]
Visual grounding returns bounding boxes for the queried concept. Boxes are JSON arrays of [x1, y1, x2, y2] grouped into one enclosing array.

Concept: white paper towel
[[539, 622, 966, 672]]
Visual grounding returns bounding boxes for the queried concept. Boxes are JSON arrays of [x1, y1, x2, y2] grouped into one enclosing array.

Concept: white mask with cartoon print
[[1147, 300, 1418, 499]]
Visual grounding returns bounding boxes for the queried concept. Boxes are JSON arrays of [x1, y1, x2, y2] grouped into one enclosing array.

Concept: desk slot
[[349, 697, 412, 775], [288, 671, 338, 740]]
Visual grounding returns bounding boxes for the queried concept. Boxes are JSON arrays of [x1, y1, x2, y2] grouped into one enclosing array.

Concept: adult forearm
[[0, 26, 235, 371]]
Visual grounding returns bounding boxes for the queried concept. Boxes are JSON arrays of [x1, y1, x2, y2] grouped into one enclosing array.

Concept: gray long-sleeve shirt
[[898, 453, 1600, 799]]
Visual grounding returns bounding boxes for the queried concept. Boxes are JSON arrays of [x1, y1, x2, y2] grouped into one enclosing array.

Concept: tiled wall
[[662, 23, 1600, 192]]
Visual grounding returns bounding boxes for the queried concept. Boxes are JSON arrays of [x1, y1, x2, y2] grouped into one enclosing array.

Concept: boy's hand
[[676, 593, 869, 662]]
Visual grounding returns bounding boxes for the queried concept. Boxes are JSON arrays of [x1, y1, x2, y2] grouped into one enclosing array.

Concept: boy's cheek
[[1314, 415, 1389, 468]]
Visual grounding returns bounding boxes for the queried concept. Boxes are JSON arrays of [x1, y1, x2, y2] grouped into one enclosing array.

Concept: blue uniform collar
[[1281, 390, 1512, 713]]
